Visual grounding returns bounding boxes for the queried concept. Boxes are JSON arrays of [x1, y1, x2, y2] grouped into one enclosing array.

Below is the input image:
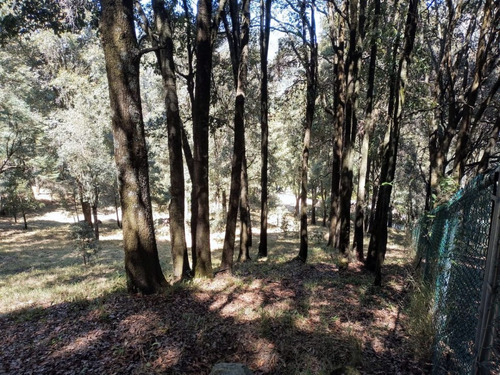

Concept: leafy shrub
[[71, 221, 98, 265]]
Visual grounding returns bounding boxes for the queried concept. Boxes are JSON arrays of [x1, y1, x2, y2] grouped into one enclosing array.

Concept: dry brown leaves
[[0, 254, 430, 374]]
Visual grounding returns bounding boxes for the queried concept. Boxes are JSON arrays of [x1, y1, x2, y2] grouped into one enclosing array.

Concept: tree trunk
[[478, 115, 500, 174], [367, 0, 418, 286], [100, 0, 168, 294], [297, 0, 318, 263], [22, 208, 27, 230], [311, 185, 317, 225], [338, 0, 364, 256], [192, 0, 214, 277], [238, 155, 251, 262], [451, 0, 496, 182], [72, 188, 80, 223], [353, 0, 378, 261], [258, 0, 272, 258], [91, 186, 99, 240], [114, 190, 121, 229], [221, 0, 250, 272], [327, 1, 345, 249], [152, 0, 191, 281], [321, 182, 327, 227], [181, 126, 197, 271], [222, 190, 227, 214]]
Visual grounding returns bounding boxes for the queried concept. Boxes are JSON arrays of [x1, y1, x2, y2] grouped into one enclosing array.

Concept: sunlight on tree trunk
[[100, 0, 168, 294]]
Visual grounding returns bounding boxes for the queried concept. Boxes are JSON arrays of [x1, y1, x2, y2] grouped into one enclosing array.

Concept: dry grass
[[0, 204, 429, 374]]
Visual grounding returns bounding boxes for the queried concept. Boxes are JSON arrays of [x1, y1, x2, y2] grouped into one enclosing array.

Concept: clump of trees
[[1, 0, 498, 291]]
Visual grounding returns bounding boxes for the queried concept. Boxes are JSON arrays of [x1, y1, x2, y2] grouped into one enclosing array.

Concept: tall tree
[[134, 0, 192, 281], [296, 0, 318, 262], [337, 0, 366, 255], [238, 154, 251, 261], [220, 0, 251, 271], [192, 0, 215, 277], [352, 0, 380, 260], [327, 0, 346, 250], [100, 0, 168, 294], [425, 0, 500, 208], [366, 0, 419, 286], [450, 0, 499, 181], [258, 0, 272, 258]]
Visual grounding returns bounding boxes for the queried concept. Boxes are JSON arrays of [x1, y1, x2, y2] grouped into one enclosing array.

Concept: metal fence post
[[474, 170, 500, 374]]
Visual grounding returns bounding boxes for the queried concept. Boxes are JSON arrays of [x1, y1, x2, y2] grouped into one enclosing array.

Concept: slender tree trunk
[[327, 1, 345, 249], [100, 0, 168, 294], [78, 182, 93, 227], [353, 0, 378, 261], [179, 0, 198, 270], [72, 188, 80, 223], [367, 0, 418, 286], [479, 115, 500, 174], [452, 0, 496, 182], [91, 186, 99, 240], [311, 185, 317, 225], [321, 182, 327, 227], [151, 0, 191, 281], [238, 155, 251, 261], [258, 0, 272, 258], [114, 188, 121, 229], [193, 0, 214, 277], [221, 0, 250, 271], [22, 208, 27, 230], [298, 0, 318, 263], [338, 0, 363, 256], [181, 126, 197, 270]]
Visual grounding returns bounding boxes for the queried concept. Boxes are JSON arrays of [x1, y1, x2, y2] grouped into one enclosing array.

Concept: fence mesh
[[413, 172, 499, 374]]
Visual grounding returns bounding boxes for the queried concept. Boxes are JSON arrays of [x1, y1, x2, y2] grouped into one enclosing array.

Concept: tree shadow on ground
[[0, 253, 428, 374]]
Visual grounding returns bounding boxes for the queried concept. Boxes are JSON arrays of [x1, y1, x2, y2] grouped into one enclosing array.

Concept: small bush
[[71, 221, 98, 265], [405, 277, 435, 361]]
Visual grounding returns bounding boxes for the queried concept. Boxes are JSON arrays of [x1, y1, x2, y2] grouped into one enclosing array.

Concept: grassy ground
[[0, 203, 430, 374]]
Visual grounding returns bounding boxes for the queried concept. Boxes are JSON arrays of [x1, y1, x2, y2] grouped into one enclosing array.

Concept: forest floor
[[0, 202, 431, 374]]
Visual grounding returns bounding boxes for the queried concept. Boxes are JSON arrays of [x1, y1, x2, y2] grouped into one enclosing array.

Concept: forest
[[0, 0, 499, 373]]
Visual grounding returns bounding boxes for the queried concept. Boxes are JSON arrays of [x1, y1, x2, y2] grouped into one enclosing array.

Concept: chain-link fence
[[413, 170, 500, 374]]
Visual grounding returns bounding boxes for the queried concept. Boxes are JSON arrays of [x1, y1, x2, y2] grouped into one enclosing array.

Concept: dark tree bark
[[258, 0, 272, 258], [338, 0, 366, 255], [114, 188, 122, 229], [295, 0, 318, 262], [78, 182, 92, 227], [297, 0, 318, 263], [452, 0, 498, 181], [146, 0, 192, 281], [353, 0, 379, 261], [327, 0, 346, 250], [22, 208, 27, 230], [238, 154, 251, 262], [478, 115, 500, 174], [367, 0, 419, 286], [192, 0, 214, 277], [100, 0, 168, 294], [311, 185, 317, 225], [220, 0, 250, 271], [81, 200, 92, 227], [178, 0, 198, 269], [425, 0, 499, 207]]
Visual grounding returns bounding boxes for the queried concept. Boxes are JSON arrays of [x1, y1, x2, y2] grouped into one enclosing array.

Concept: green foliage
[[71, 221, 98, 265], [0, 0, 98, 46], [0, 169, 42, 224], [405, 278, 435, 362]]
